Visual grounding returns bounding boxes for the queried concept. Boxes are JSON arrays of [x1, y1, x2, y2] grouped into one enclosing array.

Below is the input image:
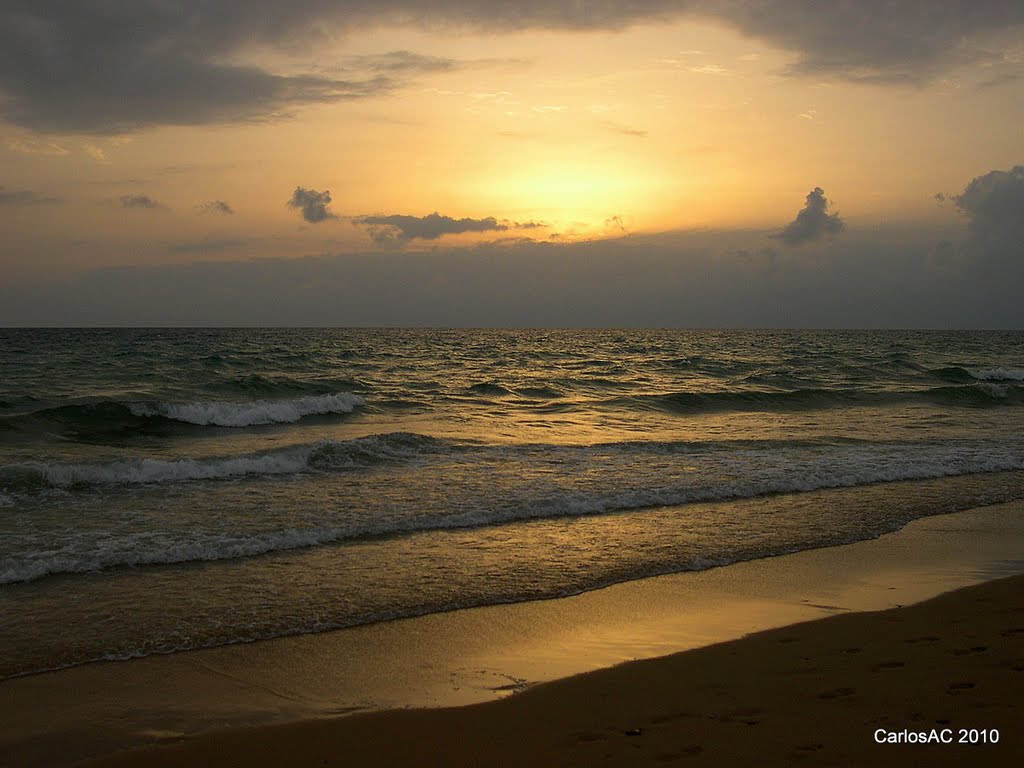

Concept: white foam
[[36, 450, 313, 487], [970, 368, 1024, 381], [0, 526, 353, 585], [130, 392, 364, 427], [977, 382, 1009, 398]]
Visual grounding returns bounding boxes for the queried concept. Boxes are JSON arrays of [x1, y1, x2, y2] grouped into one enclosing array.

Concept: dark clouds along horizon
[[2, 1, 1022, 134], [3, 163, 1021, 328], [3, 221, 1017, 328]]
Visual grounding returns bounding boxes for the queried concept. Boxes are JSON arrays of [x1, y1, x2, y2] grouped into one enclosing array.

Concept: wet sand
[[2, 501, 1023, 767], [88, 572, 1024, 767]]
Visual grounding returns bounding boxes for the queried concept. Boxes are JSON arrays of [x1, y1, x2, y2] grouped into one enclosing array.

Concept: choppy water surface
[[2, 328, 1023, 677]]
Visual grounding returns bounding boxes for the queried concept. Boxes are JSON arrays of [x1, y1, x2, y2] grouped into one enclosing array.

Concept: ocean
[[2, 328, 1023, 679]]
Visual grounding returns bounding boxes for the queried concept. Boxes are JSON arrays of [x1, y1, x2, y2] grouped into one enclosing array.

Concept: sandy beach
[[1, 499, 1021, 767], [88, 572, 1024, 767]]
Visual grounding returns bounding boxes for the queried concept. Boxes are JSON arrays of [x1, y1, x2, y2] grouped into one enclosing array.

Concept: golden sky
[[2, 2, 1023, 325]]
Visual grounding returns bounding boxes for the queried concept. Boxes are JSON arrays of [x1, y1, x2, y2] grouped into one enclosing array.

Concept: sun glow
[[467, 160, 667, 235]]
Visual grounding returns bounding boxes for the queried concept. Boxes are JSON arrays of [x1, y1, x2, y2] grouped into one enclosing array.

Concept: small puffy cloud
[[120, 194, 160, 209], [288, 187, 337, 223], [354, 212, 509, 241], [605, 215, 627, 232], [199, 200, 235, 215], [952, 164, 1024, 271], [775, 187, 845, 246], [82, 144, 108, 162], [0, 186, 61, 205]]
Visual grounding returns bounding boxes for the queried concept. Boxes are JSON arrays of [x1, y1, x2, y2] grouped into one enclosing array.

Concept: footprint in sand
[[817, 687, 855, 699], [873, 660, 905, 670], [952, 645, 988, 655], [947, 682, 976, 692]]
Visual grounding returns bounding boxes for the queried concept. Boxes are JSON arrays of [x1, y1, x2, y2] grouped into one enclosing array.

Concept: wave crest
[[130, 392, 364, 427], [0, 432, 441, 491]]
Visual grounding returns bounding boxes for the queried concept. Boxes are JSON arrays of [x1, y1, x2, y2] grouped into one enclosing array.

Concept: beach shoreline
[[87, 572, 1024, 767], [2, 498, 1022, 766]]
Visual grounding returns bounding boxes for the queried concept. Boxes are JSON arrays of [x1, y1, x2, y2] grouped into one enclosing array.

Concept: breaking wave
[[0, 432, 440, 491]]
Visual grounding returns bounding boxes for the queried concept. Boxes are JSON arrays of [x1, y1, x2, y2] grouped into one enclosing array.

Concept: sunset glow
[[1, 3, 1023, 326]]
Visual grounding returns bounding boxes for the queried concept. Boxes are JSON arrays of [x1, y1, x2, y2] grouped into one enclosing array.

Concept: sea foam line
[[0, 432, 440, 489], [3, 443, 1024, 584]]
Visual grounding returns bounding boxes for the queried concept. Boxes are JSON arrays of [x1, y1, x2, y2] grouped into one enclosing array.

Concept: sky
[[1, 1, 1023, 327]]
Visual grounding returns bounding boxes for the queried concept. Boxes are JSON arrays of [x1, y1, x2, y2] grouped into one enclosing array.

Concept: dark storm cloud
[[952, 165, 1024, 271], [0, 186, 60, 205], [704, 1, 1024, 85], [775, 187, 845, 246], [199, 200, 235, 215], [0, 1, 391, 134], [120, 194, 161, 209], [355, 212, 509, 241], [2, 2, 1022, 134], [288, 187, 337, 223]]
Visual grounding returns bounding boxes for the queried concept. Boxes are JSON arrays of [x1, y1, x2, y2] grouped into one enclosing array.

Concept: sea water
[[2, 328, 1023, 677]]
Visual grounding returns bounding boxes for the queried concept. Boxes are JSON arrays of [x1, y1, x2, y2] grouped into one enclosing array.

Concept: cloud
[[7, 223, 1017, 328], [7, 138, 69, 156], [199, 200, 235, 215], [0, 2, 392, 134], [603, 122, 648, 138], [354, 212, 510, 241], [169, 238, 249, 254], [775, 187, 845, 246], [706, 1, 1024, 85], [605, 215, 627, 232], [81, 144, 108, 162], [341, 50, 460, 74], [288, 187, 337, 223], [0, 186, 60, 205], [2, 3, 1022, 134], [951, 164, 1024, 272], [120, 194, 161, 209]]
